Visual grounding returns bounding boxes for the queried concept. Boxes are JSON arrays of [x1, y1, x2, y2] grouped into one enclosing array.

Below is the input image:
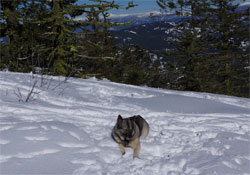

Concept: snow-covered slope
[[0, 71, 249, 175]]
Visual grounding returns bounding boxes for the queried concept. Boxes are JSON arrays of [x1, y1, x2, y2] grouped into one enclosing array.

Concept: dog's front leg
[[119, 144, 125, 155]]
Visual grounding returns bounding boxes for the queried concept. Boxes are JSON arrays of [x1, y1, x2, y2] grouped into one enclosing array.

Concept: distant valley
[[111, 21, 179, 53], [110, 2, 249, 54], [110, 13, 180, 54]]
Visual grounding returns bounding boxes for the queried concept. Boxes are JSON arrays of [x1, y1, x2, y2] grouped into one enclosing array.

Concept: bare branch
[[14, 87, 24, 103], [25, 80, 38, 102], [16, 56, 30, 60], [76, 54, 115, 60]]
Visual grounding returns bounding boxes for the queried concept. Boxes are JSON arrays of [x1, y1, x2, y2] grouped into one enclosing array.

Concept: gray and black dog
[[112, 115, 149, 158]]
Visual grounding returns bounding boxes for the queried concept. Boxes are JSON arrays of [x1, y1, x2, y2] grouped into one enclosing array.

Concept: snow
[[154, 27, 160, 30], [239, 2, 250, 6], [0, 71, 250, 175], [128, 30, 137, 34]]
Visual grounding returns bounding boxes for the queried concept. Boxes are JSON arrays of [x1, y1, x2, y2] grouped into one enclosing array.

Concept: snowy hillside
[[0, 71, 249, 175]]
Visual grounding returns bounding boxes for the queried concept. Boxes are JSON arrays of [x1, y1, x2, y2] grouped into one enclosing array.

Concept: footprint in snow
[[0, 139, 10, 145], [57, 142, 88, 148], [71, 158, 97, 165], [0, 149, 60, 164], [24, 136, 49, 141], [16, 126, 38, 131], [68, 131, 81, 141], [0, 126, 14, 131], [50, 125, 64, 132]]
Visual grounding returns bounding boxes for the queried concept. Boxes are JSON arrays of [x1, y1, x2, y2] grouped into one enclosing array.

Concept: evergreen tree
[[157, 0, 249, 97], [204, 0, 249, 96], [1, 1, 26, 71], [158, 0, 207, 91], [0, 0, 135, 77], [103, 45, 166, 88]]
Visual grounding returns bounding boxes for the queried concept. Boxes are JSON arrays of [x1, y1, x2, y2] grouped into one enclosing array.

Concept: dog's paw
[[122, 151, 126, 155], [133, 155, 139, 159], [133, 156, 141, 160]]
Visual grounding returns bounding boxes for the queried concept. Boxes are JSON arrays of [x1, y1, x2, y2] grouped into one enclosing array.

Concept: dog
[[112, 114, 149, 158]]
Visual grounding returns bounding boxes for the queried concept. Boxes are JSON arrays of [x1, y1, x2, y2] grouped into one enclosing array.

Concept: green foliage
[[157, 0, 249, 97], [102, 45, 167, 88], [0, 0, 134, 76], [1, 0, 248, 98], [53, 59, 67, 76]]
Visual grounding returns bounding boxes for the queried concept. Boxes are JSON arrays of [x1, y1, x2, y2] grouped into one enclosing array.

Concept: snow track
[[0, 72, 249, 175]]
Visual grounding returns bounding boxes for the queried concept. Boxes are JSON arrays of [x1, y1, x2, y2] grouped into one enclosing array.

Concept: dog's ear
[[117, 115, 123, 122]]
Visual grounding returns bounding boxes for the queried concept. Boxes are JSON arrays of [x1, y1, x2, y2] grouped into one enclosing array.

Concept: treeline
[[0, 0, 249, 97], [0, 0, 163, 88], [0, 0, 136, 76], [157, 0, 249, 97], [0, 0, 168, 91]]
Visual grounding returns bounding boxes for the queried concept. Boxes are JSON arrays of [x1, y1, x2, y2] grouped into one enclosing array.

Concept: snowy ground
[[0, 71, 249, 175]]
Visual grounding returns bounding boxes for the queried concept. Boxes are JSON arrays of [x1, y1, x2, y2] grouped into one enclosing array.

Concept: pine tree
[[158, 0, 207, 91], [1, 0, 135, 77], [204, 0, 249, 96], [157, 0, 249, 97], [0, 1, 25, 71]]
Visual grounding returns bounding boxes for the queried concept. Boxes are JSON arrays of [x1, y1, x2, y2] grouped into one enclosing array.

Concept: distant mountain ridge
[[109, 2, 250, 31], [109, 12, 180, 31]]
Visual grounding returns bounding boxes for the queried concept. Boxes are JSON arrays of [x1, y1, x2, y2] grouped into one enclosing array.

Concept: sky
[[77, 0, 163, 15], [108, 0, 161, 15], [77, 0, 250, 16]]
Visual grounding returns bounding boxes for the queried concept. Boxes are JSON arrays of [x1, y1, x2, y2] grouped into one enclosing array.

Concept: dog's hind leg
[[141, 122, 149, 137], [130, 138, 140, 158], [133, 144, 140, 158]]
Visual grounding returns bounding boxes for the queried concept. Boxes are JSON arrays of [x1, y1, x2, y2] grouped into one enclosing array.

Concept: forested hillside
[[0, 0, 249, 97], [154, 0, 249, 97]]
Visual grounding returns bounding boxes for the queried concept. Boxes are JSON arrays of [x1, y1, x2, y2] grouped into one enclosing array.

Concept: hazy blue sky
[[108, 0, 160, 14], [77, 0, 250, 15], [77, 0, 161, 15]]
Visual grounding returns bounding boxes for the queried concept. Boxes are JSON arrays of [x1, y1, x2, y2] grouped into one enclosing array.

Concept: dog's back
[[134, 115, 149, 138]]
